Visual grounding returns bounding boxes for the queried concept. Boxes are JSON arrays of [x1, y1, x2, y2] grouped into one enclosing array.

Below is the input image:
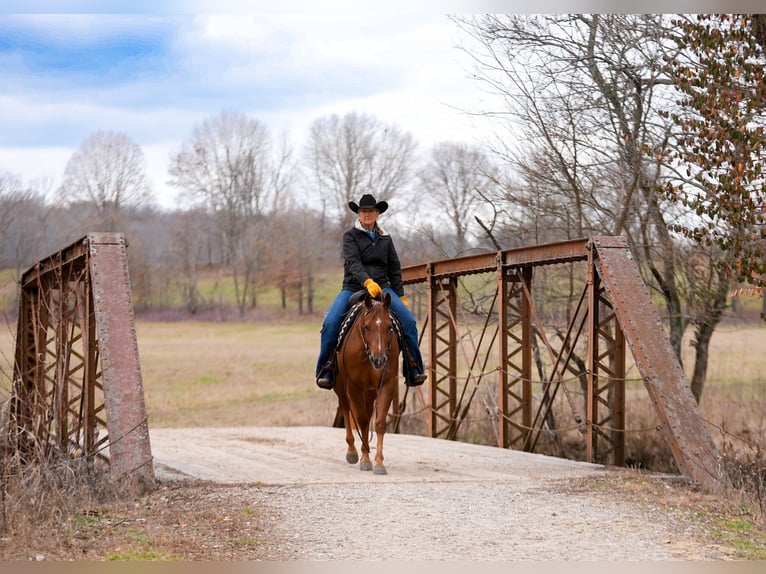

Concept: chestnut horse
[[334, 292, 399, 475]]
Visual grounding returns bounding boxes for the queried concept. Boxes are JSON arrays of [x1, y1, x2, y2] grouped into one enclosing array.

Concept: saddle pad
[[335, 301, 405, 352]]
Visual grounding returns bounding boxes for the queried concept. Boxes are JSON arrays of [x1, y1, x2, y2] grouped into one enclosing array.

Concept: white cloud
[[143, 141, 184, 209], [1, 13, 497, 210], [0, 146, 71, 200]]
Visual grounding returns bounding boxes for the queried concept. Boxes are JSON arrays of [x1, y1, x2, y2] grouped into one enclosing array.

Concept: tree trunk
[[643, 188, 685, 363], [232, 266, 245, 316], [307, 272, 314, 314], [297, 281, 304, 314], [689, 275, 730, 402]]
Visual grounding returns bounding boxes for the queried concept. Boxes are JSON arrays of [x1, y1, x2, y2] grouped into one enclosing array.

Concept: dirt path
[[148, 427, 732, 561]]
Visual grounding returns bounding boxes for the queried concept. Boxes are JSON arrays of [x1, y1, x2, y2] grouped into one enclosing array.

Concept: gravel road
[[149, 426, 729, 561]]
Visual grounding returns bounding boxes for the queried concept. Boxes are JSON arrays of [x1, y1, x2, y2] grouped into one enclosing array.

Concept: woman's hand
[[364, 278, 382, 298]]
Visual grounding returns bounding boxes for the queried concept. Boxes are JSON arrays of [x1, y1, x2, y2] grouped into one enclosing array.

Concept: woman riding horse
[[334, 291, 399, 474], [315, 193, 426, 389]]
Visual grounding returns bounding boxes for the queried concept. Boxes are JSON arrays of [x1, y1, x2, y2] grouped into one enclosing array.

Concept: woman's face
[[358, 207, 379, 229]]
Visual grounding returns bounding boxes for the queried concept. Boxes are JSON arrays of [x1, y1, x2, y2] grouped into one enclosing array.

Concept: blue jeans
[[316, 288, 425, 379]]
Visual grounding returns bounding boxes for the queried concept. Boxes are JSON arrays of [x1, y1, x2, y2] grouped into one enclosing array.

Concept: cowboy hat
[[348, 193, 388, 214]]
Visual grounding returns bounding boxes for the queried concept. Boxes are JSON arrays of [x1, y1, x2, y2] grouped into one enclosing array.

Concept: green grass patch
[[187, 374, 222, 386], [106, 550, 177, 561], [233, 538, 264, 548], [713, 517, 766, 559], [71, 512, 104, 528], [123, 529, 157, 546]]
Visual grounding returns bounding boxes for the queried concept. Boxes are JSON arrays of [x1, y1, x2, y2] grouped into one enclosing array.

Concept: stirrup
[[316, 361, 335, 390], [316, 375, 334, 390], [406, 372, 427, 387]]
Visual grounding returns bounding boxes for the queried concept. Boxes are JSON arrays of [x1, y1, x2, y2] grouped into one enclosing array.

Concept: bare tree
[[453, 14, 730, 402], [0, 173, 52, 325], [305, 111, 418, 230], [0, 171, 27, 263], [417, 142, 499, 257], [57, 130, 153, 230], [168, 110, 294, 316], [167, 207, 211, 314], [0, 172, 51, 272]]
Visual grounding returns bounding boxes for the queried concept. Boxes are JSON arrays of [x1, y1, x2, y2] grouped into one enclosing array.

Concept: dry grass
[[692, 325, 766, 387], [0, 459, 274, 560], [134, 320, 340, 428], [1, 317, 765, 447], [1, 317, 765, 436]]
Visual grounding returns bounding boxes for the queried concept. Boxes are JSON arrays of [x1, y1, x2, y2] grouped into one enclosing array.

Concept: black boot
[[316, 362, 335, 390], [402, 344, 426, 387], [405, 368, 427, 387]]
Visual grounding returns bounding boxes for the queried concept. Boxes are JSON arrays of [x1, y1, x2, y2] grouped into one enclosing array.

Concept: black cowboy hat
[[348, 193, 388, 214]]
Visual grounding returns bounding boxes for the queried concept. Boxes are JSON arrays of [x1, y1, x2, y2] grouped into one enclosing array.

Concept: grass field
[[134, 319, 340, 428], [1, 314, 764, 433]]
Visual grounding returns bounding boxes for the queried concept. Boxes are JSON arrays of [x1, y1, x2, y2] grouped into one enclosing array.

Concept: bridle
[[359, 303, 395, 371]]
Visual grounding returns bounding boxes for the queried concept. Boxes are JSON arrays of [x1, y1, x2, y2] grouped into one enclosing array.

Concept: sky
[[1, 2, 752, 210], [0, 8, 504, 210]]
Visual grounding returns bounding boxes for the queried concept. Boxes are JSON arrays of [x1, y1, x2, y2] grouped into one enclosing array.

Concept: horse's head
[[360, 292, 395, 370]]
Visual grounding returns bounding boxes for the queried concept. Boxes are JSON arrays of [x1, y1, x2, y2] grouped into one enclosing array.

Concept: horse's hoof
[[346, 452, 359, 464], [359, 460, 373, 471], [373, 465, 387, 475]]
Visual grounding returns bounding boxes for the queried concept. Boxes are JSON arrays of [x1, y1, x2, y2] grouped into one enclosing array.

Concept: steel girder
[[8, 233, 154, 487], [427, 274, 458, 439], [497, 265, 532, 450]]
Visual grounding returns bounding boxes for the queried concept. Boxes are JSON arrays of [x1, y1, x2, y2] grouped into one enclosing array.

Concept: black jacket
[[341, 224, 404, 297]]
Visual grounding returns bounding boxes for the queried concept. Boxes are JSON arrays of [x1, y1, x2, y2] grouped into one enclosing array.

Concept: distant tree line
[[2, 15, 764, 402], [0, 110, 499, 318]]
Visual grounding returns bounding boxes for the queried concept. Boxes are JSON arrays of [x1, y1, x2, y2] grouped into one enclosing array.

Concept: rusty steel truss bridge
[[5, 233, 154, 488], [3, 233, 722, 490], [395, 235, 722, 490]]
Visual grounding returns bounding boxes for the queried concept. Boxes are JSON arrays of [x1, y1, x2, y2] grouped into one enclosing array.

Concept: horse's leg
[[372, 373, 396, 475], [336, 383, 358, 464], [373, 426, 386, 475], [358, 415, 373, 471], [357, 398, 373, 471], [344, 413, 358, 464]]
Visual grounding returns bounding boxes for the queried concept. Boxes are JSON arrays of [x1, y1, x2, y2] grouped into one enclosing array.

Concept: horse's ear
[[384, 292, 392, 308], [364, 292, 372, 307]]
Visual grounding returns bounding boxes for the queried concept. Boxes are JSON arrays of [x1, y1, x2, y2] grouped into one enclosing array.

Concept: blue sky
[[0, 10, 496, 208]]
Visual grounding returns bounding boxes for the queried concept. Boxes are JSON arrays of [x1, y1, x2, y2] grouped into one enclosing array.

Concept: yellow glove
[[400, 295, 410, 309], [364, 278, 382, 298]]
